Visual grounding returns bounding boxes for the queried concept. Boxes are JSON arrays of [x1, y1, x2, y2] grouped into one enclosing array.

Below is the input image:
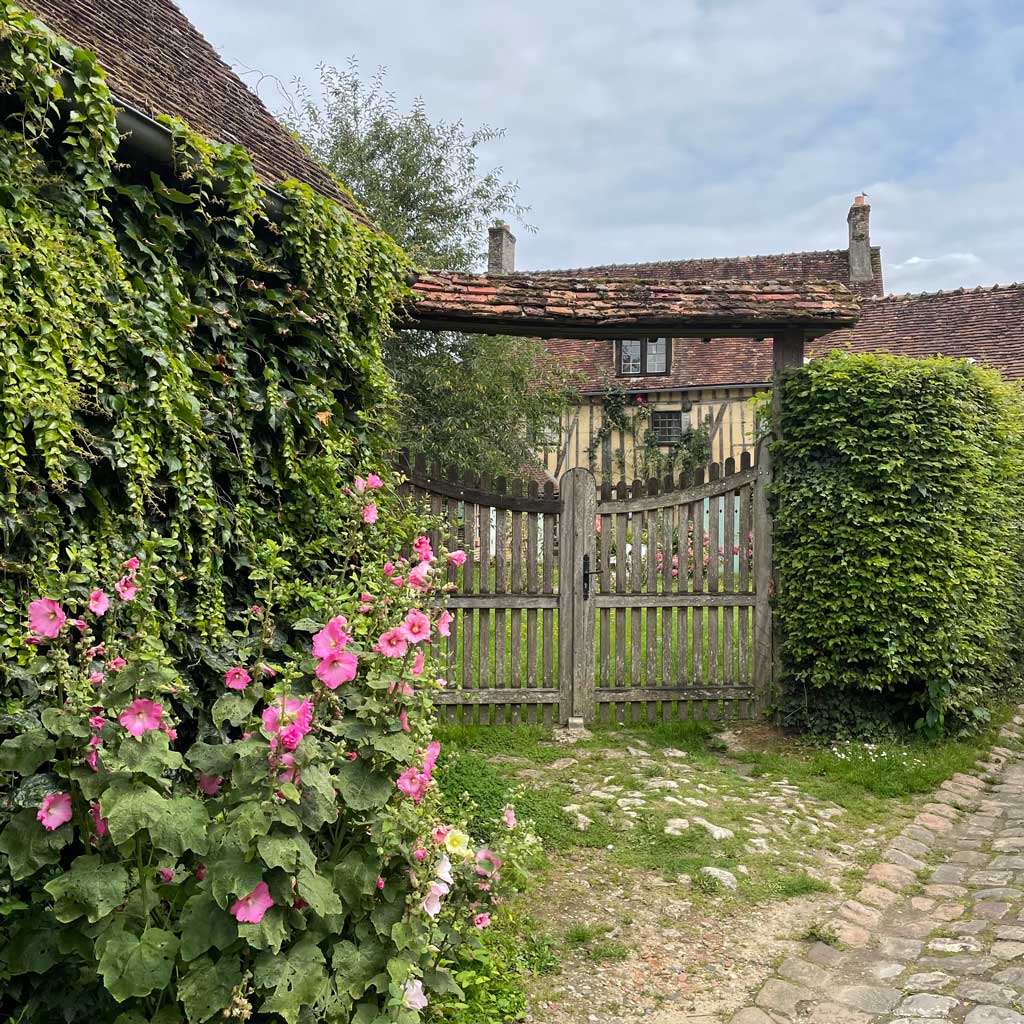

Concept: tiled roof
[[543, 248, 885, 299], [408, 273, 860, 338], [546, 284, 1024, 392], [814, 284, 1024, 380], [25, 0, 365, 220]]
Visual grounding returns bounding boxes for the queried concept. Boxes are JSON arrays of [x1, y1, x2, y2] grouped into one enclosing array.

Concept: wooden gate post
[[558, 468, 597, 726], [752, 439, 774, 712]]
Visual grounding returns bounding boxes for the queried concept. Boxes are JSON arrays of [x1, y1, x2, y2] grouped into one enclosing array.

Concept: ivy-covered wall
[[773, 351, 1024, 736], [0, 4, 410, 684]]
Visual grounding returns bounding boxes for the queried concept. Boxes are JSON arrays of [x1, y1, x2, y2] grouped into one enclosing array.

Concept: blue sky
[[177, 0, 1024, 294]]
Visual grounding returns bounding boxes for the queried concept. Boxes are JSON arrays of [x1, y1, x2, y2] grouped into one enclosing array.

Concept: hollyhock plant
[[230, 882, 274, 924], [315, 651, 358, 688], [375, 628, 408, 659], [312, 615, 350, 658], [37, 792, 72, 831], [114, 575, 137, 601], [109, 657, 126, 671], [473, 912, 491, 929], [448, 549, 467, 566], [400, 608, 431, 645], [403, 980, 428, 1011], [118, 699, 164, 737], [412, 536, 433, 563], [224, 666, 251, 690], [197, 773, 222, 796], [437, 610, 454, 638], [362, 502, 378, 524], [88, 589, 109, 615], [366, 473, 384, 489], [408, 560, 432, 591], [28, 598, 65, 639]]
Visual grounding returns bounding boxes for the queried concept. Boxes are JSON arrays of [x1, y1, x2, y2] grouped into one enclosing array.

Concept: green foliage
[[285, 61, 573, 478], [0, 3, 409, 685], [772, 352, 1024, 735]]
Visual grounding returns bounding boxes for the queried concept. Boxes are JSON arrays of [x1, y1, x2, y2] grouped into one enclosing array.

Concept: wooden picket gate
[[400, 443, 772, 725]]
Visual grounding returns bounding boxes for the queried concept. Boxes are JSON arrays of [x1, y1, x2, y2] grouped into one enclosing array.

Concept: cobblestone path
[[733, 717, 1024, 1024]]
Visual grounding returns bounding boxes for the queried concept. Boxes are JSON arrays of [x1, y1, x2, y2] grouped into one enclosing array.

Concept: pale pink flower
[[114, 576, 137, 602], [250, 604, 262, 615], [312, 616, 350, 658], [437, 610, 454, 638], [70, 619, 87, 632], [359, 603, 373, 614], [383, 562, 395, 576], [389, 679, 415, 697], [374, 628, 408, 659], [403, 980, 428, 1011], [89, 715, 106, 730], [436, 854, 454, 885], [86, 643, 105, 658], [475, 849, 502, 878], [88, 589, 109, 616], [89, 671, 104, 685], [433, 826, 451, 844], [119, 698, 164, 737], [366, 473, 384, 489], [316, 651, 358, 689], [230, 882, 274, 924], [400, 609, 431, 645], [448, 550, 467, 566], [408, 561, 432, 592], [90, 801, 108, 837], [421, 880, 449, 917], [503, 805, 517, 829], [109, 657, 127, 671], [391, 575, 405, 587], [411, 648, 426, 677], [396, 767, 431, 804], [224, 666, 251, 690], [123, 556, 140, 571], [473, 912, 492, 929], [279, 723, 305, 751], [399, 709, 410, 733], [422, 741, 441, 776], [198, 773, 222, 795], [28, 599, 65, 639], [354, 476, 367, 493], [37, 792, 72, 831], [360, 592, 374, 604], [157, 868, 174, 883], [413, 847, 428, 863], [258, 663, 276, 677], [412, 536, 434, 563], [362, 502, 378, 524], [261, 697, 313, 737], [162, 723, 177, 742]]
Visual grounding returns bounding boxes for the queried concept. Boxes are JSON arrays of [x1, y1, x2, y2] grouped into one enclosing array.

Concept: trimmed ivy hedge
[[773, 351, 1024, 737], [0, 4, 410, 685]]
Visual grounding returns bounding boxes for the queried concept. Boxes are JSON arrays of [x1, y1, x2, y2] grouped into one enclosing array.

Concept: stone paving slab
[[731, 716, 1024, 1024]]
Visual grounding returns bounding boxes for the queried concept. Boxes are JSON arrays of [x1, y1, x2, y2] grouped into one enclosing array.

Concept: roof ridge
[[536, 248, 858, 275], [868, 282, 1024, 303]]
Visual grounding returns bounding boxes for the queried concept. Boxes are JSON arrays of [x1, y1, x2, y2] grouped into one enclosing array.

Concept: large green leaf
[[332, 938, 387, 999], [237, 905, 289, 954], [296, 866, 344, 918], [0, 730, 55, 774], [111, 730, 185, 777], [0, 808, 72, 880], [334, 758, 392, 812], [257, 831, 315, 873], [179, 954, 242, 1023], [3, 914, 59, 974], [211, 693, 255, 727], [103, 784, 208, 856], [44, 855, 130, 923], [98, 927, 179, 1001], [179, 893, 238, 961], [255, 938, 329, 1023]]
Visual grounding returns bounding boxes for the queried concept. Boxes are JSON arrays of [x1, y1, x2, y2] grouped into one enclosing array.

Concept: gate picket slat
[[615, 481, 628, 711], [661, 497, 674, 712], [707, 463, 720, 698], [630, 479, 644, 723], [691, 467, 705, 700], [478, 480, 491, 724], [461, 490, 477, 722], [739, 458, 753, 715], [599, 481, 612, 723], [493, 478, 508, 725], [444, 464, 459, 721], [645, 481, 659, 721], [723, 459, 736, 700], [542, 482, 556, 726], [526, 482, 540, 722]]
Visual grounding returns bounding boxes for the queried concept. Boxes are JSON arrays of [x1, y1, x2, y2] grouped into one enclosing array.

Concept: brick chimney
[[488, 221, 516, 274], [847, 194, 873, 287]]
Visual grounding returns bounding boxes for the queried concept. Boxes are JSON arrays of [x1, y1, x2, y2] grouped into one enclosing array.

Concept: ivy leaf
[[179, 893, 238, 961], [0, 730, 55, 774], [255, 938, 329, 1023], [98, 927, 179, 1001], [296, 866, 344, 918], [179, 954, 242, 1023], [43, 854, 130, 923], [0, 808, 72, 880], [211, 693, 255, 727], [334, 758, 392, 811]]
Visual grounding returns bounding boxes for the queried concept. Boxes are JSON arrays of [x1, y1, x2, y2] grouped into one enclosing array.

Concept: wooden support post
[[558, 469, 597, 726], [771, 328, 804, 438], [752, 438, 774, 712]]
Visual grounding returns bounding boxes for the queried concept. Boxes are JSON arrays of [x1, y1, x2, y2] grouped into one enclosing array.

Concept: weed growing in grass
[[586, 941, 631, 963], [691, 872, 724, 896], [800, 921, 841, 947], [751, 871, 832, 900], [565, 923, 613, 947]]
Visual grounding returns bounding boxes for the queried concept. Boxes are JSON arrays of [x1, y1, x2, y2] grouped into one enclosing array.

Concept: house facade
[[513, 199, 1024, 484]]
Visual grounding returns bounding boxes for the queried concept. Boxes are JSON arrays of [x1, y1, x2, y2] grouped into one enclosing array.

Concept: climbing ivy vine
[[0, 2, 410, 680]]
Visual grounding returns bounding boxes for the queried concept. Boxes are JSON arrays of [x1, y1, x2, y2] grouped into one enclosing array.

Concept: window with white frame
[[618, 337, 670, 376]]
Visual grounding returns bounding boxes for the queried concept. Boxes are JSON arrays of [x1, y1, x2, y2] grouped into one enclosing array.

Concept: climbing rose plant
[[0, 482, 530, 1022]]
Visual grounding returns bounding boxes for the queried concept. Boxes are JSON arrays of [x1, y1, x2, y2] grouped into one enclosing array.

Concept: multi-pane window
[[618, 337, 670, 376], [651, 410, 684, 444]]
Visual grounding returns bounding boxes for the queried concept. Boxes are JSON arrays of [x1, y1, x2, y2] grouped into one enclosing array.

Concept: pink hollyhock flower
[[474, 912, 492, 929], [24, 636, 41, 646], [87, 643, 105, 658], [312, 616, 350, 658], [403, 980, 428, 1011], [195, 863, 206, 881], [119, 699, 164, 737], [316, 651, 358, 689], [70, 619, 87, 632], [383, 562, 395, 576], [261, 697, 313, 735], [89, 671, 104, 685], [89, 715, 106, 730], [109, 657, 127, 671], [87, 590, 108, 618], [399, 709, 410, 733], [421, 880, 449, 917], [448, 550, 467, 566], [198, 773, 222, 796], [162, 723, 177, 742], [230, 882, 274, 924], [360, 592, 373, 604], [437, 677, 448, 688], [412, 536, 434, 563], [408, 561, 432, 592], [374, 628, 408, 659], [346, 751, 358, 761], [277, 753, 299, 785], [123, 556, 140, 571], [362, 502, 378, 524], [366, 473, 384, 489], [391, 575, 405, 587], [114, 576, 137, 602], [413, 847, 428, 863], [475, 849, 502, 877], [258, 663, 276, 678], [250, 604, 262, 615], [279, 723, 305, 751], [433, 826, 451, 844], [411, 649, 426, 677], [358, 603, 372, 614], [423, 741, 441, 777], [400, 609, 431, 645], [224, 666, 251, 691], [389, 680, 415, 697], [396, 767, 431, 805], [436, 854, 454, 885], [437, 610, 454, 638], [376, 875, 385, 891], [354, 476, 367, 493], [85, 749, 99, 772], [503, 805, 517, 828], [90, 801, 108, 837], [28, 599, 65, 639], [157, 868, 174, 883], [37, 792, 72, 831], [89, 734, 102, 749]]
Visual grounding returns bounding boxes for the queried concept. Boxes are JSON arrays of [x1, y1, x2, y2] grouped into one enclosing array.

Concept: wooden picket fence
[[399, 443, 772, 725]]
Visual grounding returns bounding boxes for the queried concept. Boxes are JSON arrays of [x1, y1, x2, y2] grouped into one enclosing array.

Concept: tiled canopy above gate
[[405, 272, 861, 340]]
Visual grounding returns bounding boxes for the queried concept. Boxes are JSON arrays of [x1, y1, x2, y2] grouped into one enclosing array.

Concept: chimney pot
[[847, 197, 873, 288], [487, 221, 516, 274]]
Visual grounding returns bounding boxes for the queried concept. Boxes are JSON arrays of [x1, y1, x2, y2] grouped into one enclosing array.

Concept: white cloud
[[176, 0, 1024, 293]]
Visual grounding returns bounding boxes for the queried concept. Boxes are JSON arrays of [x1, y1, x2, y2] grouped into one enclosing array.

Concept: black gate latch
[[581, 553, 602, 600]]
